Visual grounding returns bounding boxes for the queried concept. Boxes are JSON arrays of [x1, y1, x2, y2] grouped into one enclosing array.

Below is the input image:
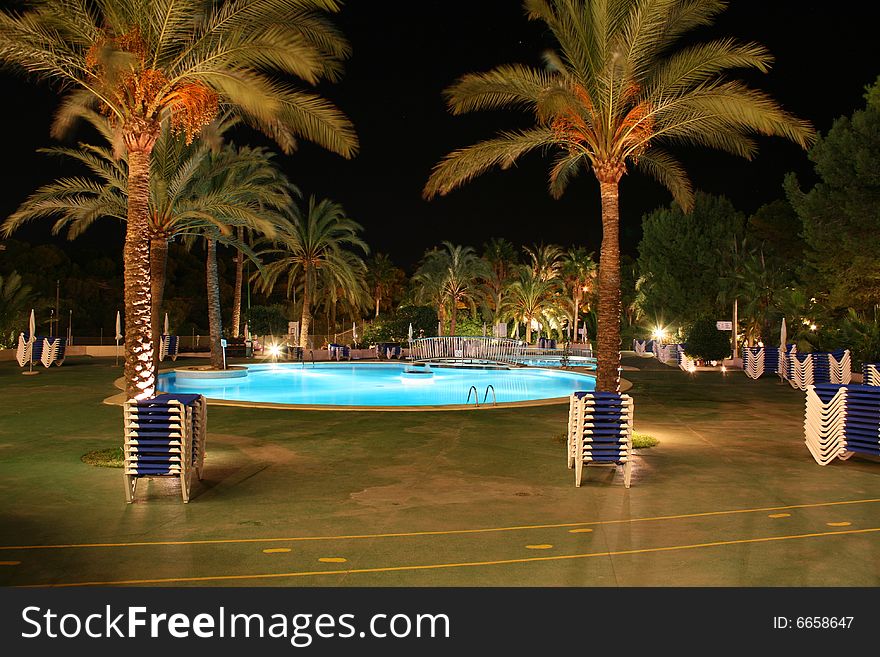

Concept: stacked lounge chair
[[16, 333, 45, 367], [123, 393, 207, 503], [742, 346, 781, 379], [743, 346, 764, 379], [804, 384, 880, 466], [863, 363, 880, 386], [786, 350, 852, 390], [787, 352, 814, 390], [567, 391, 634, 488], [327, 343, 350, 360], [159, 334, 180, 361], [40, 337, 66, 367], [652, 342, 685, 365]]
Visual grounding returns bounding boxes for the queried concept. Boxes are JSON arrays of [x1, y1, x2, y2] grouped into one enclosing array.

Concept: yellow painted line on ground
[[525, 544, 553, 550], [318, 557, 347, 563], [19, 527, 880, 588], [2, 498, 878, 553], [827, 522, 851, 527], [768, 513, 791, 518], [262, 548, 291, 554], [568, 528, 594, 534], [0, 561, 21, 566]]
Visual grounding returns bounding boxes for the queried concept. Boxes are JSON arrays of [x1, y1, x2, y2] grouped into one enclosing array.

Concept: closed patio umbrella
[[23, 309, 37, 375], [779, 317, 787, 382], [164, 312, 170, 336], [115, 310, 122, 366]]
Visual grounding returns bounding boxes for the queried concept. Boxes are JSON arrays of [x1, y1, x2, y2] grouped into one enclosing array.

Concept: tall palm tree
[[414, 242, 488, 336], [257, 197, 369, 349], [4, 115, 294, 369], [480, 237, 519, 327], [366, 253, 405, 317], [411, 250, 449, 334], [424, 0, 813, 390], [506, 267, 559, 344], [0, 0, 357, 398], [561, 246, 597, 341], [182, 144, 292, 368]]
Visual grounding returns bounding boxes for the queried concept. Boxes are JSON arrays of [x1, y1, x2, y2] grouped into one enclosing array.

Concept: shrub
[[683, 317, 731, 362]]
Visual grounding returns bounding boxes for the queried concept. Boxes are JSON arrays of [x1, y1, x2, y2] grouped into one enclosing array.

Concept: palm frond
[[424, 128, 555, 198], [631, 146, 694, 210], [445, 64, 551, 114]]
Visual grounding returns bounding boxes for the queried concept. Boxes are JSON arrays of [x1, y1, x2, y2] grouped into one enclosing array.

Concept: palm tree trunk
[[375, 288, 380, 317], [572, 293, 580, 344], [206, 237, 224, 369], [596, 176, 623, 392], [450, 301, 458, 336], [150, 235, 168, 373], [231, 226, 244, 337], [525, 315, 532, 344], [123, 149, 155, 400], [299, 267, 312, 349]]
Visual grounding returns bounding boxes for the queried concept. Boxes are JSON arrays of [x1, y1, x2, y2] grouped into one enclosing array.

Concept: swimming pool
[[158, 362, 595, 409]]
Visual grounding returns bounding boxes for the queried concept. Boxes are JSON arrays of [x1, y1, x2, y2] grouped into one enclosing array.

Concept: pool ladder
[[466, 384, 497, 407]]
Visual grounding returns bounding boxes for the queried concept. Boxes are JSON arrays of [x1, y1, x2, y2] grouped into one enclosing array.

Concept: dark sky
[[2, 1, 879, 271]]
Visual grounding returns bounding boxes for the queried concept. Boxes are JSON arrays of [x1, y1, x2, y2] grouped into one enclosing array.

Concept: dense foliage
[[683, 318, 731, 362]]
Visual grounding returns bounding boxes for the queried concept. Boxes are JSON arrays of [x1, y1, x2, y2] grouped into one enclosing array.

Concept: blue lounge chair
[[567, 391, 634, 488], [123, 394, 207, 503]]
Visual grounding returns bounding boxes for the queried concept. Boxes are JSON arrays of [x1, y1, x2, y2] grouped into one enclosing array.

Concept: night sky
[[2, 1, 879, 271]]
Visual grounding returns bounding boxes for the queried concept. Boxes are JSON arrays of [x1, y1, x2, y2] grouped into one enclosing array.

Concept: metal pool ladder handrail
[[466, 385, 480, 406], [483, 384, 496, 406]]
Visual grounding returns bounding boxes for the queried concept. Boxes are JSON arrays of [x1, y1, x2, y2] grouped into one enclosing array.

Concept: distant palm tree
[[315, 251, 371, 336], [506, 267, 560, 344], [0, 0, 357, 398], [414, 242, 488, 336], [411, 252, 449, 334], [425, 0, 813, 390], [561, 247, 597, 341], [366, 253, 406, 317], [182, 144, 292, 368], [480, 237, 519, 327], [523, 243, 564, 282], [257, 197, 369, 349]]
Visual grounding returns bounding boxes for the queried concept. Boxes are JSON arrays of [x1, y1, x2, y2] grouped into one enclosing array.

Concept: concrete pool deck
[[0, 355, 877, 587]]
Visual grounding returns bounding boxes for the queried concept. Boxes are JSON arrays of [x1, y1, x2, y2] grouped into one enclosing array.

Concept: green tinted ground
[[0, 355, 877, 587]]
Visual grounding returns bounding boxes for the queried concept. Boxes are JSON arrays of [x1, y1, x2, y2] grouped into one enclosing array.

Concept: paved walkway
[[0, 356, 877, 586]]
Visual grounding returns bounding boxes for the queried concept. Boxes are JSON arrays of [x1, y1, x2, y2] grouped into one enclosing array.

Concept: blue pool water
[[158, 362, 595, 407]]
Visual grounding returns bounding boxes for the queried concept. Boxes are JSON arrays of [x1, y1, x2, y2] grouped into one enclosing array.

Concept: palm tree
[[366, 253, 405, 317], [315, 250, 371, 336], [523, 243, 564, 282], [0, 0, 357, 398], [424, 0, 813, 390], [411, 251, 449, 334], [4, 114, 294, 369], [414, 242, 488, 336], [257, 197, 369, 349], [561, 246, 597, 341], [182, 144, 292, 368], [480, 237, 519, 328], [506, 267, 560, 344]]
